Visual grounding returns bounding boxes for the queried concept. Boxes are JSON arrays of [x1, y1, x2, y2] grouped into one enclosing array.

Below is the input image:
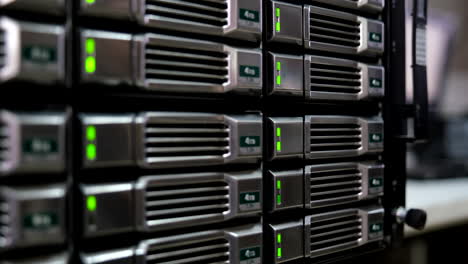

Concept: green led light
[[277, 180, 281, 190], [86, 38, 95, 54], [86, 143, 97, 160], [277, 234, 282, 243], [277, 248, 282, 258], [276, 127, 281, 137], [86, 125, 96, 141], [276, 141, 281, 151], [276, 75, 281, 85], [277, 194, 281, 205], [275, 22, 281, 32], [86, 0, 95, 4], [276, 61, 281, 71], [276, 7, 280, 17], [87, 196, 97, 211], [85, 56, 96, 73]]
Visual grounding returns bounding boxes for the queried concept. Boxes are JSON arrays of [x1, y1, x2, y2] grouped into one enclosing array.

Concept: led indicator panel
[[275, 8, 281, 32], [277, 231, 283, 259], [86, 125, 97, 161], [276, 178, 282, 205], [85, 38, 96, 74], [276, 126, 282, 152], [276, 61, 282, 85]]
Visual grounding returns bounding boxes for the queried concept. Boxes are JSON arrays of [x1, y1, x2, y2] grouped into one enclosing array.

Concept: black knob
[[395, 207, 427, 230], [405, 209, 427, 230]]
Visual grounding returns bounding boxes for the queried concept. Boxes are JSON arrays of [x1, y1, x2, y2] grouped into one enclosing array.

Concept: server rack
[[0, 0, 427, 263]]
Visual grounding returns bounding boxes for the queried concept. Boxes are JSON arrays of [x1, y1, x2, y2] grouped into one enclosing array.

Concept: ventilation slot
[[0, 199, 9, 247], [0, 122, 9, 165], [309, 9, 361, 48], [310, 166, 362, 207], [145, 44, 229, 87], [145, 0, 229, 27], [144, 122, 231, 161], [145, 180, 230, 223], [309, 123, 362, 152], [0, 30, 5, 69], [146, 237, 230, 264], [310, 213, 362, 254], [309, 62, 362, 94]]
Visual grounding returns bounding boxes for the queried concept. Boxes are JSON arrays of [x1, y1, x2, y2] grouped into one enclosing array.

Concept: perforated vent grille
[[145, 0, 229, 27], [309, 165, 362, 207], [0, 122, 8, 164], [144, 121, 231, 162], [310, 212, 362, 254], [145, 44, 229, 87], [0, 199, 9, 247], [309, 123, 362, 152], [145, 180, 230, 225], [309, 61, 362, 94], [309, 7, 361, 48], [146, 237, 230, 264]]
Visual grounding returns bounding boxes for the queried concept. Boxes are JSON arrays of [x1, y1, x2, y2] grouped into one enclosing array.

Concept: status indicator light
[[277, 248, 282, 258], [276, 61, 281, 71], [276, 75, 281, 85], [86, 0, 96, 4], [86, 143, 97, 160], [276, 22, 281, 32], [277, 194, 281, 205], [86, 125, 96, 141], [87, 196, 97, 212], [86, 38, 96, 54], [277, 234, 282, 243], [277, 180, 281, 189], [85, 56, 96, 74], [276, 127, 281, 137], [276, 141, 281, 151], [276, 7, 280, 17]]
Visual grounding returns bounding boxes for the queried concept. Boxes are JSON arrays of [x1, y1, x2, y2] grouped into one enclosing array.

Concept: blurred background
[[359, 0, 468, 263]]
